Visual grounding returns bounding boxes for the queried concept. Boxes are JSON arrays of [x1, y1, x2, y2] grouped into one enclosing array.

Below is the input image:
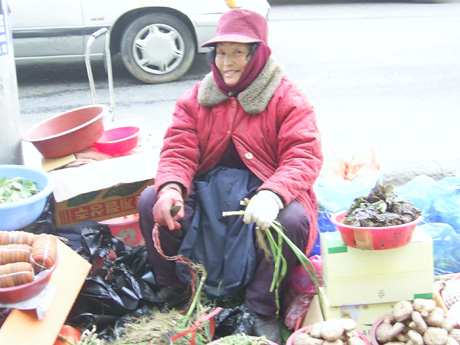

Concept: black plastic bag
[[70, 305, 156, 341], [214, 304, 255, 338], [20, 195, 56, 235], [62, 222, 165, 341]]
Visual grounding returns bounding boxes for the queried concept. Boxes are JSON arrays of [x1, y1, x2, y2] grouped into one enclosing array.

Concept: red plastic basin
[[22, 105, 108, 158], [99, 213, 145, 246], [331, 211, 423, 250], [0, 258, 58, 303]]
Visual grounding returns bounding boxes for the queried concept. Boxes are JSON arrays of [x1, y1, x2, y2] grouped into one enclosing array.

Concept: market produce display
[[330, 182, 424, 250], [372, 299, 460, 345], [0, 231, 57, 288], [342, 183, 421, 227]]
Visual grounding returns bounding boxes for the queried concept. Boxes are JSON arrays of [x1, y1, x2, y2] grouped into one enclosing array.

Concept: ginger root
[[424, 327, 448, 345], [393, 300, 414, 322], [374, 299, 459, 345], [293, 319, 366, 345]]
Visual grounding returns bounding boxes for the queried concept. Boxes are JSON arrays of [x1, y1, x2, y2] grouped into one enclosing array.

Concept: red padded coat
[[154, 57, 323, 255]]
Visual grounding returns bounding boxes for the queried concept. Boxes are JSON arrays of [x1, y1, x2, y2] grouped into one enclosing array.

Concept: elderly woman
[[137, 8, 323, 343]]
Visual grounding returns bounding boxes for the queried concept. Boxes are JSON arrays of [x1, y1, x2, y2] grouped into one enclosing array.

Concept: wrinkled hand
[[243, 190, 284, 230], [153, 184, 184, 231]]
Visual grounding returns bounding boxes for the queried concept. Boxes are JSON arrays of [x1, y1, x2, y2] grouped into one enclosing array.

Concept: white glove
[[243, 190, 284, 230]]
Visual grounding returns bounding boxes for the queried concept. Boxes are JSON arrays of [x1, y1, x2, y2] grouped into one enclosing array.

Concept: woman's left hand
[[243, 190, 284, 230]]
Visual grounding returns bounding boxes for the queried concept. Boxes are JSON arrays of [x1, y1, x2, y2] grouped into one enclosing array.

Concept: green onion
[[222, 211, 320, 313]]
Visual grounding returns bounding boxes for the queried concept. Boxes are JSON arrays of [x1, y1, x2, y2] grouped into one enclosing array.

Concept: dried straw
[[109, 308, 184, 345]]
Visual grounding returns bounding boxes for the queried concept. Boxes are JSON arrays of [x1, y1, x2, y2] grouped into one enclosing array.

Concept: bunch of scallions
[[223, 200, 320, 314]]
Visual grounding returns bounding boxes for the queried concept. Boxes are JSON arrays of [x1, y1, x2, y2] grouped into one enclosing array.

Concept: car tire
[[120, 13, 196, 84]]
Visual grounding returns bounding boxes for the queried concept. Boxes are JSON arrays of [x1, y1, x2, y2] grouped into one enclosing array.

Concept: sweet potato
[[0, 262, 35, 288], [30, 234, 57, 272], [0, 244, 32, 265], [0, 231, 35, 246]]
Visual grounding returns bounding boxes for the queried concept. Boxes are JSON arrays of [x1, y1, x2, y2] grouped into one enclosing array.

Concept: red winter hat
[[201, 9, 268, 47]]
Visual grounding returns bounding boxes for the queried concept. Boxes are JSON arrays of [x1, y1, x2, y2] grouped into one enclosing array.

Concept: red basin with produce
[[331, 211, 423, 250]]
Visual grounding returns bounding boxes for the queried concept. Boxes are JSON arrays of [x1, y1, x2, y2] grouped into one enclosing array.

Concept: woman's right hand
[[153, 184, 184, 231]]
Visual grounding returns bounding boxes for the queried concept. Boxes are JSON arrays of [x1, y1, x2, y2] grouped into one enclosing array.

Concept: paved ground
[[15, 0, 460, 188]]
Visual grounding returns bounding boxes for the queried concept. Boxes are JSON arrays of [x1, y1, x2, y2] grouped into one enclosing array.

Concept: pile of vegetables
[[0, 231, 57, 288], [292, 319, 367, 345], [0, 177, 40, 204], [342, 183, 421, 227], [374, 298, 460, 345]]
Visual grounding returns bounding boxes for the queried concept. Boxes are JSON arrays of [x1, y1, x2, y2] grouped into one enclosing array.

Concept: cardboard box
[[0, 240, 92, 345], [301, 290, 393, 338], [321, 228, 434, 306], [53, 178, 154, 227], [22, 132, 160, 227], [318, 287, 394, 337]]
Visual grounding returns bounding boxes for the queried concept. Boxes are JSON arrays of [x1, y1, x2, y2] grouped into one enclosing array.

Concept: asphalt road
[[16, 1, 460, 186]]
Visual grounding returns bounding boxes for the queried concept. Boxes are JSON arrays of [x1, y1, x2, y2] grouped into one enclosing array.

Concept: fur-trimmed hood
[[197, 56, 284, 114]]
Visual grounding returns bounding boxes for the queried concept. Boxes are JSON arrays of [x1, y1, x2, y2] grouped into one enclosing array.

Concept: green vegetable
[[268, 219, 320, 303], [223, 208, 320, 315], [343, 182, 422, 227], [0, 177, 40, 204]]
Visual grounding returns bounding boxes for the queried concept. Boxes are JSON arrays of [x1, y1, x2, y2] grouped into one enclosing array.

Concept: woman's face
[[215, 42, 252, 85]]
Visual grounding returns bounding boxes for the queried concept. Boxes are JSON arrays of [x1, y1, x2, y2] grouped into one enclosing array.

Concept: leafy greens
[[0, 177, 40, 204], [342, 182, 421, 227]]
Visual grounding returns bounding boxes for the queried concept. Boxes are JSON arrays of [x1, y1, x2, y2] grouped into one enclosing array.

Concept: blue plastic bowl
[[0, 164, 54, 230]]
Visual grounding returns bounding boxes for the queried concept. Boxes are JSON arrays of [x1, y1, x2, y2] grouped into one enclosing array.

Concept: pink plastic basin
[[369, 314, 389, 345], [94, 126, 140, 156]]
